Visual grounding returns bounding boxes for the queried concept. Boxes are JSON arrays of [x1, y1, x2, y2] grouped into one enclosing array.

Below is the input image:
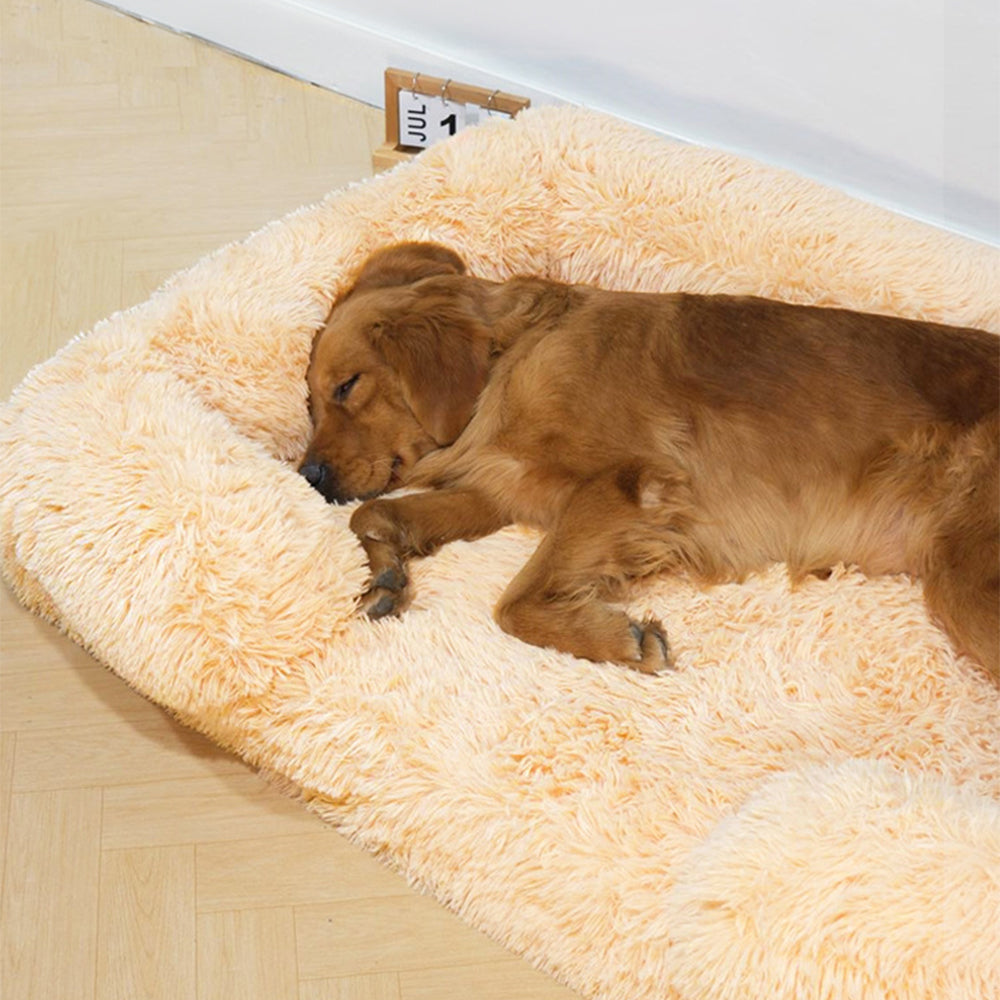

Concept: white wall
[[105, 0, 999, 244]]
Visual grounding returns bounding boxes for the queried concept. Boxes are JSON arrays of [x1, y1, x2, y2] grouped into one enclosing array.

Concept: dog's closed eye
[[335, 373, 360, 404]]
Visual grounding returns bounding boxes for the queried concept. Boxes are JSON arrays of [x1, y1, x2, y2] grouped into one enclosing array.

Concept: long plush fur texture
[[2, 107, 999, 999]]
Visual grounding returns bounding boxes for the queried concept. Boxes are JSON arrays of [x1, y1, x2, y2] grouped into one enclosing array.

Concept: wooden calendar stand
[[373, 68, 530, 173]]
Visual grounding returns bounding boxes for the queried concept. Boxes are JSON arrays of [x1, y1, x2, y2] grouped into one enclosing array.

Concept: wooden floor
[[0, 2, 578, 997]]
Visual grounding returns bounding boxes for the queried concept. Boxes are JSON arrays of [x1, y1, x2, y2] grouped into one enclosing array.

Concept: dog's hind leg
[[922, 520, 999, 681], [921, 419, 999, 681], [494, 466, 698, 672], [924, 541, 999, 680]]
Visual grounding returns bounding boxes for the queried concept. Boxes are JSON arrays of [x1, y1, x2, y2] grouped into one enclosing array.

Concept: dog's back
[[661, 295, 998, 578], [670, 294, 996, 421]]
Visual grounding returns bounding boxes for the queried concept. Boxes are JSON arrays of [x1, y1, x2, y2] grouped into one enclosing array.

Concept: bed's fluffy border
[[3, 107, 999, 999]]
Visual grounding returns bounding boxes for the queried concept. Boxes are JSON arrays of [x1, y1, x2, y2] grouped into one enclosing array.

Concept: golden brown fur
[[301, 242, 999, 677]]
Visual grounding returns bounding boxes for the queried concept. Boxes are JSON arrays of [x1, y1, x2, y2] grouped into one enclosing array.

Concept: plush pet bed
[[2, 107, 999, 999]]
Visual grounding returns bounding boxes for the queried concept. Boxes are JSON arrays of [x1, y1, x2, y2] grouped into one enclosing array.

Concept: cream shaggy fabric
[[2, 107, 999, 999]]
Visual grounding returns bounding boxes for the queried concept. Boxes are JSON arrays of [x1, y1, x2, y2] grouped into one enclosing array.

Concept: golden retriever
[[301, 242, 999, 678]]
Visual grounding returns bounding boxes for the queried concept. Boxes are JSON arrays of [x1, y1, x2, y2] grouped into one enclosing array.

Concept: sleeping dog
[[300, 242, 999, 678]]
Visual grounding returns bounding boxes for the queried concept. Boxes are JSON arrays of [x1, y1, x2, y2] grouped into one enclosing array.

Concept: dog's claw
[[629, 618, 673, 674]]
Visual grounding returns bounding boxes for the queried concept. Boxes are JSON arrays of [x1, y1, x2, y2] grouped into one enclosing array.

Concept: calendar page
[[397, 89, 513, 149]]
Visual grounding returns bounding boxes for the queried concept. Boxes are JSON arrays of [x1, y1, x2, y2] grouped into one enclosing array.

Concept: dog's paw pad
[[629, 619, 673, 674]]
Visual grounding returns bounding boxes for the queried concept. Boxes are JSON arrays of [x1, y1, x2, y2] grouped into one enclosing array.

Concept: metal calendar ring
[[440, 79, 452, 103], [410, 72, 420, 96], [486, 89, 500, 116]]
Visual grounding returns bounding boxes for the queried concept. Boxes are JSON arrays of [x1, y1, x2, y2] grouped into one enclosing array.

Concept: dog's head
[[300, 242, 491, 503]]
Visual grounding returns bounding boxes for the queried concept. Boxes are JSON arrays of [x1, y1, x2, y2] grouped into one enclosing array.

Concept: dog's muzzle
[[298, 459, 346, 504]]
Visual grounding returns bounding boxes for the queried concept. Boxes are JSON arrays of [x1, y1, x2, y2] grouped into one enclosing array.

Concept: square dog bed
[[2, 107, 999, 999]]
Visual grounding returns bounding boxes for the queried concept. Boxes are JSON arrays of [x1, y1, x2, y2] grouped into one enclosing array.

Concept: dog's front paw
[[359, 561, 410, 619], [628, 618, 673, 674]]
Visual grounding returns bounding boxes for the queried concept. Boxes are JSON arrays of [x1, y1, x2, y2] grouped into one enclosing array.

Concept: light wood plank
[[401, 960, 580, 999], [0, 586, 91, 677], [0, 732, 15, 890], [295, 894, 515, 980], [102, 771, 317, 850], [196, 830, 405, 912], [0, 0, 60, 90], [1, 789, 102, 1000], [52, 236, 124, 340], [1, 663, 154, 731], [300, 973, 402, 1000], [196, 908, 298, 1000], [97, 847, 198, 1000], [0, 80, 120, 115], [0, 231, 56, 397], [12, 717, 246, 792]]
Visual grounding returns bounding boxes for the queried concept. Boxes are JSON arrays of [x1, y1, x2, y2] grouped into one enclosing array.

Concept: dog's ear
[[370, 296, 490, 445], [351, 242, 466, 294]]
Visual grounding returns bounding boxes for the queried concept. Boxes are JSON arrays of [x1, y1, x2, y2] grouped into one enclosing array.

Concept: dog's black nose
[[299, 460, 328, 490]]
